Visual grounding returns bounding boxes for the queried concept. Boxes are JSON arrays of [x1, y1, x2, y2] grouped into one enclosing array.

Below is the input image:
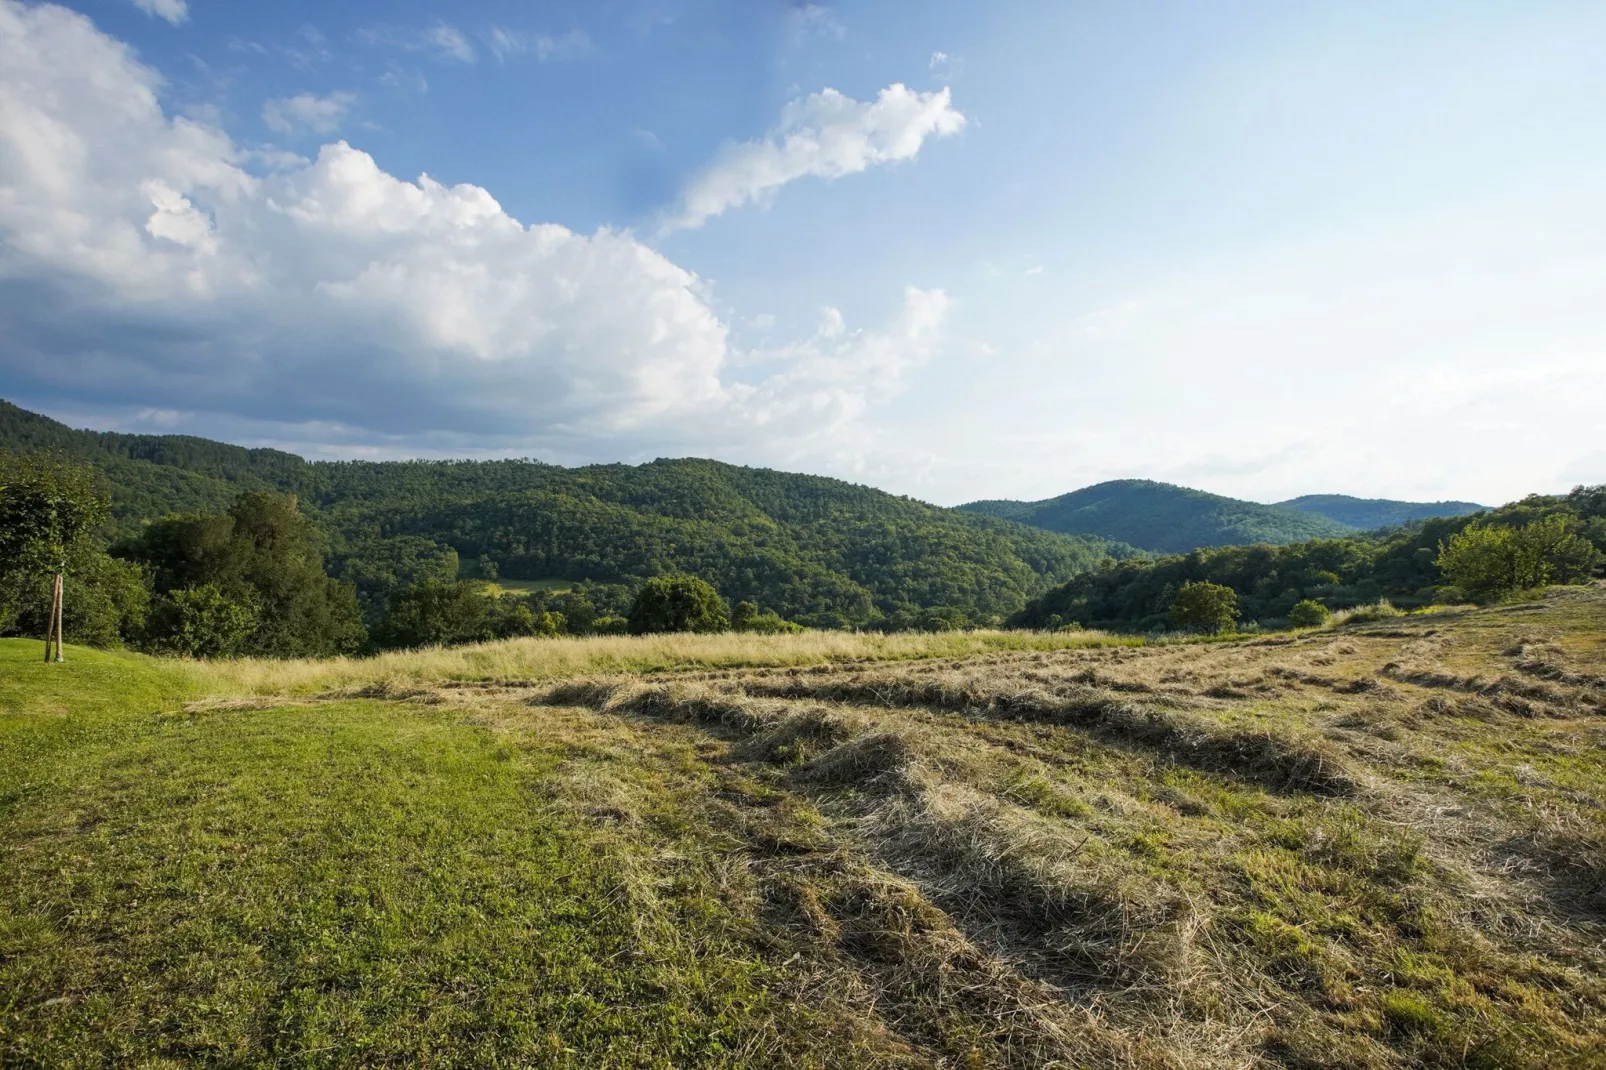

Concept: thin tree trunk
[[44, 573, 60, 662], [55, 573, 65, 662]]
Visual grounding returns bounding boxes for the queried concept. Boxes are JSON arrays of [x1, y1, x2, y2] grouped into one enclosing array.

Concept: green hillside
[[960, 478, 1353, 553], [1277, 493, 1486, 530], [0, 400, 1124, 628]]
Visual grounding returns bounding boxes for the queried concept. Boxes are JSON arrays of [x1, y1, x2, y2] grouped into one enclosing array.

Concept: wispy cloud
[[486, 27, 592, 63], [261, 91, 356, 135], [359, 22, 477, 64], [131, 0, 186, 26], [668, 83, 965, 231]]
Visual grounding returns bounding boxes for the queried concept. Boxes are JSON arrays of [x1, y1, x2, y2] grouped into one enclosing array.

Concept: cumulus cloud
[[668, 83, 965, 231], [131, 0, 186, 26], [261, 91, 356, 135], [0, 1, 942, 461]]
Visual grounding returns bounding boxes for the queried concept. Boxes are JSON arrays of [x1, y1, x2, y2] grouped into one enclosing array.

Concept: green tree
[[731, 600, 803, 634], [0, 452, 113, 657], [1437, 518, 1600, 599], [124, 492, 365, 657], [628, 575, 729, 634], [1288, 599, 1333, 628], [1168, 581, 1240, 634], [147, 584, 260, 658]]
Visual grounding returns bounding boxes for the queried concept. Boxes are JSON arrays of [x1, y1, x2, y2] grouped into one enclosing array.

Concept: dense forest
[[0, 401, 1127, 631], [1275, 493, 1487, 530], [960, 479, 1359, 552], [1011, 486, 1606, 631]]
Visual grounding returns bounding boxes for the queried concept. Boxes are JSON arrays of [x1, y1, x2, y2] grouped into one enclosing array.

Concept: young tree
[[1168, 581, 1240, 634], [628, 575, 729, 634], [0, 452, 111, 661]]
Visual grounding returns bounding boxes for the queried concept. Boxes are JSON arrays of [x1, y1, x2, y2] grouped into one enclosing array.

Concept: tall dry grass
[[183, 628, 1141, 698]]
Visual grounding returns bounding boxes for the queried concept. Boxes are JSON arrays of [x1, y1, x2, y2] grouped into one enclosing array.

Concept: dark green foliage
[[121, 493, 365, 657], [3, 401, 1121, 628], [1168, 581, 1240, 633], [628, 575, 729, 634], [1013, 488, 1606, 631], [961, 479, 1353, 552], [1277, 494, 1486, 531], [0, 452, 146, 647], [331, 536, 460, 622], [1437, 517, 1601, 599], [1288, 599, 1333, 628], [372, 581, 559, 649], [731, 601, 803, 634], [0, 552, 149, 648], [146, 584, 260, 658], [0, 451, 110, 577]]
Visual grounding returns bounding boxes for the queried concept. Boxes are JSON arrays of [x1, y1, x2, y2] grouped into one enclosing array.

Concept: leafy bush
[[731, 601, 803, 634], [628, 575, 729, 635], [1168, 581, 1240, 634], [1288, 600, 1333, 628], [147, 584, 260, 658], [372, 580, 559, 649], [1437, 517, 1601, 599]]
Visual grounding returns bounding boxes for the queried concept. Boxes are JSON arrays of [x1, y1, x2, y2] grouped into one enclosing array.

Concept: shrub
[[1335, 600, 1405, 625], [1437, 517, 1601, 600], [628, 575, 729, 635], [147, 584, 260, 658], [731, 600, 803, 634], [1168, 581, 1240, 634], [1288, 600, 1333, 628]]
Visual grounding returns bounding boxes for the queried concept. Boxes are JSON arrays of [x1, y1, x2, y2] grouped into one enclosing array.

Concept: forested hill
[[960, 479, 1354, 553], [1276, 493, 1486, 530], [0, 400, 1127, 628]]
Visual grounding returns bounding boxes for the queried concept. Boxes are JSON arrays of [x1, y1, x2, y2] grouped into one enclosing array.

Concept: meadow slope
[[3, 587, 1605, 1067]]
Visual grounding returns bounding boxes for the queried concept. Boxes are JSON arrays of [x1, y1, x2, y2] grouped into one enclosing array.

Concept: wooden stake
[[44, 573, 60, 662], [55, 573, 64, 662]]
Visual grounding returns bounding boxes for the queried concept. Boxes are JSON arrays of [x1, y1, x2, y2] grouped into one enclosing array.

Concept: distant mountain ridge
[[959, 479, 1352, 554], [0, 399, 1125, 628], [1276, 494, 1486, 531]]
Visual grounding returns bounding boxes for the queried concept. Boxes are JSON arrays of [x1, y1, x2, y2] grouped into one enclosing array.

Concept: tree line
[[1013, 487, 1606, 631]]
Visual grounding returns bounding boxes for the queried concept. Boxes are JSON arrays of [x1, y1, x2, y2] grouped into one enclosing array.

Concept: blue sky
[[1, 0, 1603, 506]]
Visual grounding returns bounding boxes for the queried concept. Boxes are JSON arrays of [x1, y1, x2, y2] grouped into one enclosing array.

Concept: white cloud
[[261, 91, 356, 135], [359, 22, 476, 64], [487, 27, 591, 62], [131, 0, 186, 26], [0, 0, 941, 461], [668, 83, 966, 231], [423, 24, 475, 63]]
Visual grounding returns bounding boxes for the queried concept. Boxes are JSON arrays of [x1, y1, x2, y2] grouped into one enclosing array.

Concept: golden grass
[[182, 628, 1142, 698]]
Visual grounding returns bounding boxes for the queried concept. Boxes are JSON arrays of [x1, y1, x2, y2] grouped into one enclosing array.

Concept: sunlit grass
[[178, 628, 1143, 698]]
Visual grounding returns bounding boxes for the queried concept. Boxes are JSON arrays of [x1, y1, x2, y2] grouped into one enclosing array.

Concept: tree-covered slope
[[1276, 493, 1486, 531], [960, 478, 1353, 553], [1, 400, 1125, 627]]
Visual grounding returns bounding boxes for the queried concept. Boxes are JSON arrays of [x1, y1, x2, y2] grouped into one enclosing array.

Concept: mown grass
[[176, 628, 1143, 699], [4, 586, 1606, 1067], [0, 642, 903, 1067]]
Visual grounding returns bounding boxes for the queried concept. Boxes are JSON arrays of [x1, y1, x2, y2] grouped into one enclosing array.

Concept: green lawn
[[0, 640, 866, 1068]]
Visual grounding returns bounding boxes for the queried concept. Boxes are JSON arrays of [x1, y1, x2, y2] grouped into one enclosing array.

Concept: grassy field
[[3, 589, 1605, 1066]]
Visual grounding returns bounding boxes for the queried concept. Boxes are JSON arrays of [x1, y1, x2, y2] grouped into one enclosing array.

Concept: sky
[[1, 0, 1603, 507]]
